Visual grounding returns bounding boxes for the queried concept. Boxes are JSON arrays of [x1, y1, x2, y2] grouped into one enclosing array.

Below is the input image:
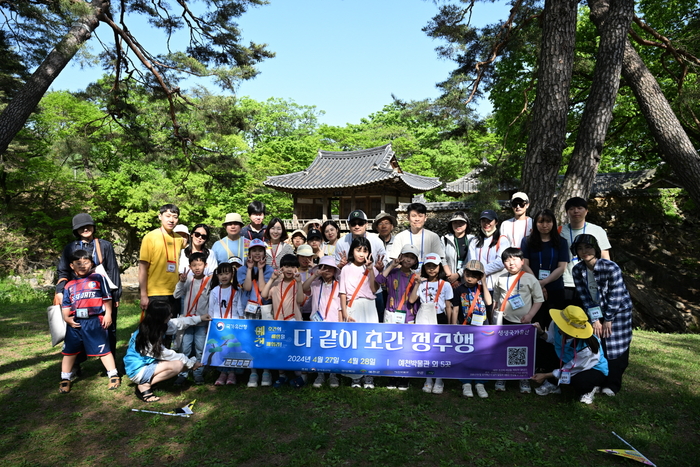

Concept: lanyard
[[395, 273, 416, 312], [348, 267, 370, 308], [270, 242, 282, 267], [275, 280, 296, 320], [219, 286, 235, 319], [409, 230, 425, 263], [252, 277, 262, 305], [424, 279, 445, 304], [462, 285, 482, 325], [559, 335, 578, 373], [538, 247, 555, 270], [455, 235, 468, 260], [317, 280, 338, 319], [499, 271, 525, 312], [512, 218, 530, 246], [569, 223, 586, 260], [160, 227, 177, 263], [186, 276, 211, 316]]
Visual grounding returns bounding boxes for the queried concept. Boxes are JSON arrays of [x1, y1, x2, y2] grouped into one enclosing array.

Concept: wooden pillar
[[351, 193, 356, 211], [380, 194, 386, 214], [322, 196, 329, 221]]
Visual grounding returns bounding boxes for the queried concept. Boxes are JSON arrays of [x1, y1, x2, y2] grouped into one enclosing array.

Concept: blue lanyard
[[506, 274, 521, 293], [409, 230, 425, 263], [538, 246, 555, 270], [569, 223, 586, 260]]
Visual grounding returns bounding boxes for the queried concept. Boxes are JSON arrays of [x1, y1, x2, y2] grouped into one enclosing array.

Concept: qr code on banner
[[507, 347, 527, 367]]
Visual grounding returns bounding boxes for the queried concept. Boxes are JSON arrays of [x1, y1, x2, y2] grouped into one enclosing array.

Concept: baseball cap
[[347, 210, 368, 223], [479, 210, 498, 221], [248, 238, 266, 249], [424, 253, 441, 265], [307, 228, 323, 241], [400, 244, 420, 258], [511, 192, 529, 203], [173, 224, 189, 236]]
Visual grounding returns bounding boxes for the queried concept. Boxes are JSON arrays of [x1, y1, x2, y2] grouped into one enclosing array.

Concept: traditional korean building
[[264, 144, 441, 226]]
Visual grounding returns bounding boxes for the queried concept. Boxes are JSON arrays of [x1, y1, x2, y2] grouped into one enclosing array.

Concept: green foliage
[[0, 278, 46, 303]]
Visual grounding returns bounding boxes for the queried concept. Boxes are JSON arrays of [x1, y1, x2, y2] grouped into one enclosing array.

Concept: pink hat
[[318, 256, 337, 269]]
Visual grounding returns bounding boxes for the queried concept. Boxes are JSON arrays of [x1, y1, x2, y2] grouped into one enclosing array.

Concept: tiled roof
[[444, 164, 664, 197], [264, 143, 441, 193]]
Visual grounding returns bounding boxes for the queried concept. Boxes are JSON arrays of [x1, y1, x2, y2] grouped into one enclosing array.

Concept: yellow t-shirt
[[139, 228, 184, 296]]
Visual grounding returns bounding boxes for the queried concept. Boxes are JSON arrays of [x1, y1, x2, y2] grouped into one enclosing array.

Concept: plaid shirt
[[573, 259, 633, 360]]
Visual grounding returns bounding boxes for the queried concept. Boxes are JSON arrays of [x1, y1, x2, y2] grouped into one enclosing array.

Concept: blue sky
[[51, 0, 509, 126]]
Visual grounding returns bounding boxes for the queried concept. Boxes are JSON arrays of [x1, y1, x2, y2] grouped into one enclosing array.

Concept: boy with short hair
[[241, 200, 267, 241], [237, 238, 273, 387], [59, 250, 120, 393], [173, 252, 211, 385], [492, 247, 544, 394], [139, 204, 184, 313], [295, 244, 315, 319]]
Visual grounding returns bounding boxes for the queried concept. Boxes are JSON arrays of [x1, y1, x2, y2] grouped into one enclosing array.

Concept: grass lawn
[[0, 289, 698, 467]]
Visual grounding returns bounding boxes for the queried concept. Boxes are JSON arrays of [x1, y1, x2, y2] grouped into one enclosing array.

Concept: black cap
[[72, 213, 94, 231], [479, 210, 498, 221], [307, 228, 323, 240]]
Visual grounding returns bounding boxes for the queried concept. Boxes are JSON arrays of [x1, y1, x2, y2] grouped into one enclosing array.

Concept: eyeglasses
[[192, 232, 208, 240], [72, 260, 92, 267], [511, 200, 528, 208], [349, 220, 367, 227]]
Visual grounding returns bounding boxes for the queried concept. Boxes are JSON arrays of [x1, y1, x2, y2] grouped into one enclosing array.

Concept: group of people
[[55, 194, 634, 405]]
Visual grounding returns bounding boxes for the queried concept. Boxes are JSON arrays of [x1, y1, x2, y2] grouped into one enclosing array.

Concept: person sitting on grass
[[124, 301, 211, 403], [59, 249, 120, 394], [531, 305, 608, 405]]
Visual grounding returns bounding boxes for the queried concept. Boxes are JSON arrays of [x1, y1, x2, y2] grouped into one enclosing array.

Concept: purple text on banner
[[202, 320, 536, 379]]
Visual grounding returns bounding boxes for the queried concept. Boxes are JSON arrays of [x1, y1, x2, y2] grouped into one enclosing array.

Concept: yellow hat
[[550, 306, 593, 339]]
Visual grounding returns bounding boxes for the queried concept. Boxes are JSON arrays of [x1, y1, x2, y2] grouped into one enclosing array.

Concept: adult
[[571, 234, 633, 396], [389, 203, 449, 274], [139, 204, 184, 313], [468, 210, 510, 293], [56, 213, 122, 372], [560, 197, 611, 304], [442, 211, 473, 285], [178, 223, 218, 277], [290, 229, 307, 251], [240, 200, 267, 241], [321, 220, 340, 257], [264, 217, 294, 269], [212, 213, 246, 265], [302, 219, 322, 235], [501, 192, 533, 250], [520, 209, 569, 328], [373, 212, 397, 269], [173, 224, 190, 249]]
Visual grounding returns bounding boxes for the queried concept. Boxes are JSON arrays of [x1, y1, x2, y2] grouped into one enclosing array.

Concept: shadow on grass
[[0, 300, 699, 466]]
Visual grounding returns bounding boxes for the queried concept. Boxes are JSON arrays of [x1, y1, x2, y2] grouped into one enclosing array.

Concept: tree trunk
[[619, 41, 700, 211], [521, 0, 578, 215], [554, 0, 635, 223], [0, 0, 105, 158]]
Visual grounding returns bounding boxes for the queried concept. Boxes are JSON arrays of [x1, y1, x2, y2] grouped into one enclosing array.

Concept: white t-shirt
[[415, 279, 454, 314], [560, 222, 611, 287], [389, 229, 446, 268], [502, 217, 533, 251]]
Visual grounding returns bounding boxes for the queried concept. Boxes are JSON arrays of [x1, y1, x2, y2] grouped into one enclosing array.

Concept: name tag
[[392, 310, 407, 324], [457, 259, 464, 270], [246, 301, 260, 314], [588, 306, 603, 321], [75, 308, 89, 319], [560, 370, 571, 385], [166, 261, 177, 273], [508, 293, 525, 309], [538, 269, 550, 280], [470, 312, 486, 326], [311, 311, 324, 322]]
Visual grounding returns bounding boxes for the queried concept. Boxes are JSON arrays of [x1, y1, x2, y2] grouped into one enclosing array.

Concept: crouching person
[[124, 301, 212, 402]]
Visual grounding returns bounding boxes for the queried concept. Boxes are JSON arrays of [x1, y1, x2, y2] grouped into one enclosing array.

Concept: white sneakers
[[432, 378, 444, 394], [462, 383, 488, 398], [261, 371, 272, 387], [462, 383, 474, 397], [328, 374, 340, 388], [494, 380, 506, 392], [475, 383, 488, 398], [601, 387, 616, 397], [535, 380, 561, 396], [313, 373, 325, 388], [247, 371, 259, 388], [422, 377, 434, 393], [580, 386, 600, 405], [519, 379, 532, 394], [363, 376, 375, 389]]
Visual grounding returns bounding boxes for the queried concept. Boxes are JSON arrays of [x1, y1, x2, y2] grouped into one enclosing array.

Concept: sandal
[[108, 376, 121, 390], [135, 388, 160, 403], [59, 379, 72, 394]]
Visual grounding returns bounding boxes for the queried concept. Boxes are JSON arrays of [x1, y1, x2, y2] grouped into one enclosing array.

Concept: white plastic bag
[[47, 304, 66, 347]]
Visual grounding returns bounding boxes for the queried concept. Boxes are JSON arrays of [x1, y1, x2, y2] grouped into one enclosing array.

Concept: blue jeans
[[178, 325, 206, 378]]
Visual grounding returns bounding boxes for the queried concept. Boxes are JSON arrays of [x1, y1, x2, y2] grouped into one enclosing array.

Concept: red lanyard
[[219, 286, 235, 319], [275, 280, 296, 320], [186, 276, 211, 316], [499, 271, 525, 312], [321, 280, 338, 319], [396, 274, 416, 312], [463, 285, 482, 325], [270, 242, 282, 267], [424, 279, 445, 304], [512, 218, 529, 245], [252, 278, 262, 305], [348, 267, 370, 308], [160, 227, 177, 263]]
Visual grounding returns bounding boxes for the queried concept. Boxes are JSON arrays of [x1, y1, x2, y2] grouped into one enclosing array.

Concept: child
[[237, 238, 273, 387], [532, 306, 608, 404], [450, 260, 493, 398], [262, 254, 306, 388], [339, 237, 379, 389], [296, 244, 315, 319], [124, 301, 212, 402], [241, 200, 267, 241], [376, 244, 420, 390], [492, 247, 544, 394], [209, 262, 241, 386], [306, 228, 325, 264], [409, 252, 453, 395], [173, 252, 211, 385], [290, 229, 307, 250], [303, 256, 342, 388], [59, 250, 119, 394]]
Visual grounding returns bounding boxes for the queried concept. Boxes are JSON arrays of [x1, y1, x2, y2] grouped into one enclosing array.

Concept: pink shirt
[[310, 278, 341, 322], [339, 263, 378, 302]]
